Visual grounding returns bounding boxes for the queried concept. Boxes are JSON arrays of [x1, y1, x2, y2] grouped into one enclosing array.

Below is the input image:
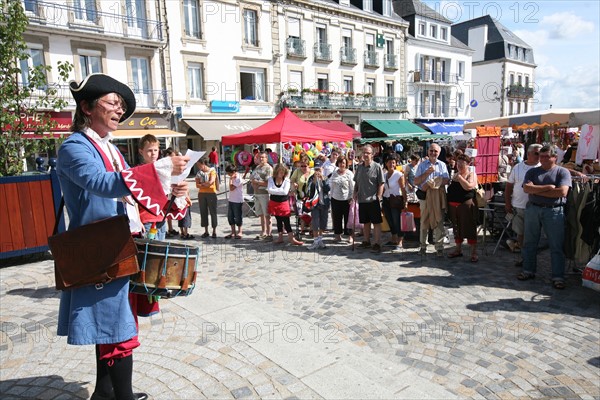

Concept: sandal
[[168, 229, 179, 236], [211, 233, 217, 239], [201, 232, 210, 238], [234, 235, 242, 239], [517, 272, 535, 281], [224, 234, 233, 239], [447, 252, 463, 259], [470, 254, 479, 263], [553, 280, 566, 290]]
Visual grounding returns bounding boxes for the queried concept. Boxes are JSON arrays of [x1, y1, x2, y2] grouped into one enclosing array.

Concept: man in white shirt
[[414, 143, 450, 256], [505, 144, 542, 266]]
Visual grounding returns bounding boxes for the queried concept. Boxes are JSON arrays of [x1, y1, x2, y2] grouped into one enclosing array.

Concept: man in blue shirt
[[414, 143, 450, 256], [518, 145, 571, 289]]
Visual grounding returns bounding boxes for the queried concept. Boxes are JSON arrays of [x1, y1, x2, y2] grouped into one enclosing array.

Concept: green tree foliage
[[0, 0, 73, 176]]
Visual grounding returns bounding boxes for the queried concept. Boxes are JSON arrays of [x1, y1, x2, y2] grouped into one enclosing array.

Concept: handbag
[[381, 212, 390, 232], [49, 199, 139, 290], [401, 211, 416, 232], [475, 185, 487, 208], [582, 252, 600, 292], [388, 194, 405, 209], [416, 189, 427, 200]]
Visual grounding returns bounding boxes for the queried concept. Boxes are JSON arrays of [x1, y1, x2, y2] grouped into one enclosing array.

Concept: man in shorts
[[505, 144, 541, 266], [353, 144, 385, 253], [251, 152, 273, 240]]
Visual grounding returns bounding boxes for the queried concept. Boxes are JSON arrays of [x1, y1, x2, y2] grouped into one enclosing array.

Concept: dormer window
[[383, 0, 392, 16], [440, 27, 448, 41], [430, 24, 437, 38], [418, 23, 426, 36]]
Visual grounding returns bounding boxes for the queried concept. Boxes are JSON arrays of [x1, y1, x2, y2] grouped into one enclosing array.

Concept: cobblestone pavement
[[1, 194, 599, 399]]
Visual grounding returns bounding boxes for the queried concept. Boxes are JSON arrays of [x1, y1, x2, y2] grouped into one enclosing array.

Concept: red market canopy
[[221, 108, 353, 146], [309, 120, 361, 139]]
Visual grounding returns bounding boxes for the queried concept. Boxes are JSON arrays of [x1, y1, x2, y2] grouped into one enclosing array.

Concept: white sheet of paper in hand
[[171, 149, 205, 184]]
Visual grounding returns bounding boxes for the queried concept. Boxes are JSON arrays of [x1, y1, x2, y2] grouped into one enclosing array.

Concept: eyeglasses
[[99, 99, 127, 113]]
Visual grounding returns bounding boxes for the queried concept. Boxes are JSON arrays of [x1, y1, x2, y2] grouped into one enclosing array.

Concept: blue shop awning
[[419, 121, 465, 134]]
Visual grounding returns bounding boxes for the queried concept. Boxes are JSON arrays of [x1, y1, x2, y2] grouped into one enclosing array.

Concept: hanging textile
[[475, 126, 501, 184], [576, 124, 600, 164], [566, 179, 600, 263]]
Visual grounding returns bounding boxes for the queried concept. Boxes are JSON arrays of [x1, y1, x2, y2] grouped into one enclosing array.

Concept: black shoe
[[514, 260, 523, 267], [90, 392, 115, 400], [134, 394, 148, 400]]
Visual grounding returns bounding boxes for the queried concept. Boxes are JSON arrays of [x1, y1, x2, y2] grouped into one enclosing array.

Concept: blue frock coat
[[56, 132, 138, 345]]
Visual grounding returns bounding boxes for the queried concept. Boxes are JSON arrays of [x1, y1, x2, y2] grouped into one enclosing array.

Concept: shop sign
[[210, 100, 240, 113], [296, 111, 342, 121], [3, 111, 72, 138], [119, 113, 170, 130]]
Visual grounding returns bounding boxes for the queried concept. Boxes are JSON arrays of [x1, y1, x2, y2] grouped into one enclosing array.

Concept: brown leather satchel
[[49, 200, 139, 290]]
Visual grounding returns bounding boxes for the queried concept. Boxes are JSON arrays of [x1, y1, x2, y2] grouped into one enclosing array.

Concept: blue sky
[[423, 1, 600, 110]]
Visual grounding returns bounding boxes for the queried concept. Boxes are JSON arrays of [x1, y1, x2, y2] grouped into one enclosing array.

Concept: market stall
[[221, 108, 352, 146]]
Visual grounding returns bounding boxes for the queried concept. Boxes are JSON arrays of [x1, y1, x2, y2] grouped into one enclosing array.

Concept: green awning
[[359, 134, 441, 143], [363, 120, 428, 136]]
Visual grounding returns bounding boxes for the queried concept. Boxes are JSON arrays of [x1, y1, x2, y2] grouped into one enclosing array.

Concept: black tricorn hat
[[69, 73, 136, 122]]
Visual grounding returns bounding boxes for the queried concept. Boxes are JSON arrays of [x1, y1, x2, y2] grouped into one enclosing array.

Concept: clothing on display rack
[[565, 177, 600, 265]]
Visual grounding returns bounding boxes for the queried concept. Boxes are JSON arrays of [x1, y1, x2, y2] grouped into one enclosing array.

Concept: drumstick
[[162, 195, 177, 223]]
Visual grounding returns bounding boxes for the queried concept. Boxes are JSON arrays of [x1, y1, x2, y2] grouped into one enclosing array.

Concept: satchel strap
[[52, 197, 65, 236]]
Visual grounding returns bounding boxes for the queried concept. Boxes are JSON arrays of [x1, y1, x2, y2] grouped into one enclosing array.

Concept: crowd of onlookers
[[142, 135, 597, 290]]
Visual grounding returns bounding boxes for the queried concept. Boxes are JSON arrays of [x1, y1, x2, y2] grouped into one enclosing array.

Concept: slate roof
[[393, 0, 452, 24], [452, 15, 534, 62]]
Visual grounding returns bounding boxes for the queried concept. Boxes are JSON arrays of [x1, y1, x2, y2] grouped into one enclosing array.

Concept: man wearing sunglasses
[[414, 143, 450, 256], [353, 144, 385, 253], [518, 145, 571, 289], [505, 144, 542, 265]]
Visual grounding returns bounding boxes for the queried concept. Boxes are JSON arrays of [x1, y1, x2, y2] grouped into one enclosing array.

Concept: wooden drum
[[130, 239, 199, 298]]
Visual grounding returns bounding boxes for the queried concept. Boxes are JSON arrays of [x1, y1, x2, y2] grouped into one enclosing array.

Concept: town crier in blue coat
[[56, 73, 189, 400]]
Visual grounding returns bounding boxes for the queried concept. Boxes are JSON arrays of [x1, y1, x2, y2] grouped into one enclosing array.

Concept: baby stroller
[[290, 194, 312, 241]]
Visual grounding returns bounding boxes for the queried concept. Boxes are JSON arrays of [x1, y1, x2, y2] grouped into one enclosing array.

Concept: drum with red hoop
[[130, 239, 199, 298]]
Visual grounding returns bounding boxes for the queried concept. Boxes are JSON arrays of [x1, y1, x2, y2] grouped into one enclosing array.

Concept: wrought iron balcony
[[23, 0, 164, 42], [284, 92, 406, 112], [364, 50, 379, 68], [286, 37, 306, 59], [507, 84, 534, 98], [16, 82, 169, 111], [129, 86, 170, 110], [340, 47, 357, 65], [384, 54, 398, 70], [314, 42, 332, 62]]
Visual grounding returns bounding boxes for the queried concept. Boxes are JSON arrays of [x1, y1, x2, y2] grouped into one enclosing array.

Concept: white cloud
[[541, 12, 595, 39], [535, 64, 560, 80], [514, 12, 595, 47], [535, 64, 600, 109], [513, 29, 549, 48]]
